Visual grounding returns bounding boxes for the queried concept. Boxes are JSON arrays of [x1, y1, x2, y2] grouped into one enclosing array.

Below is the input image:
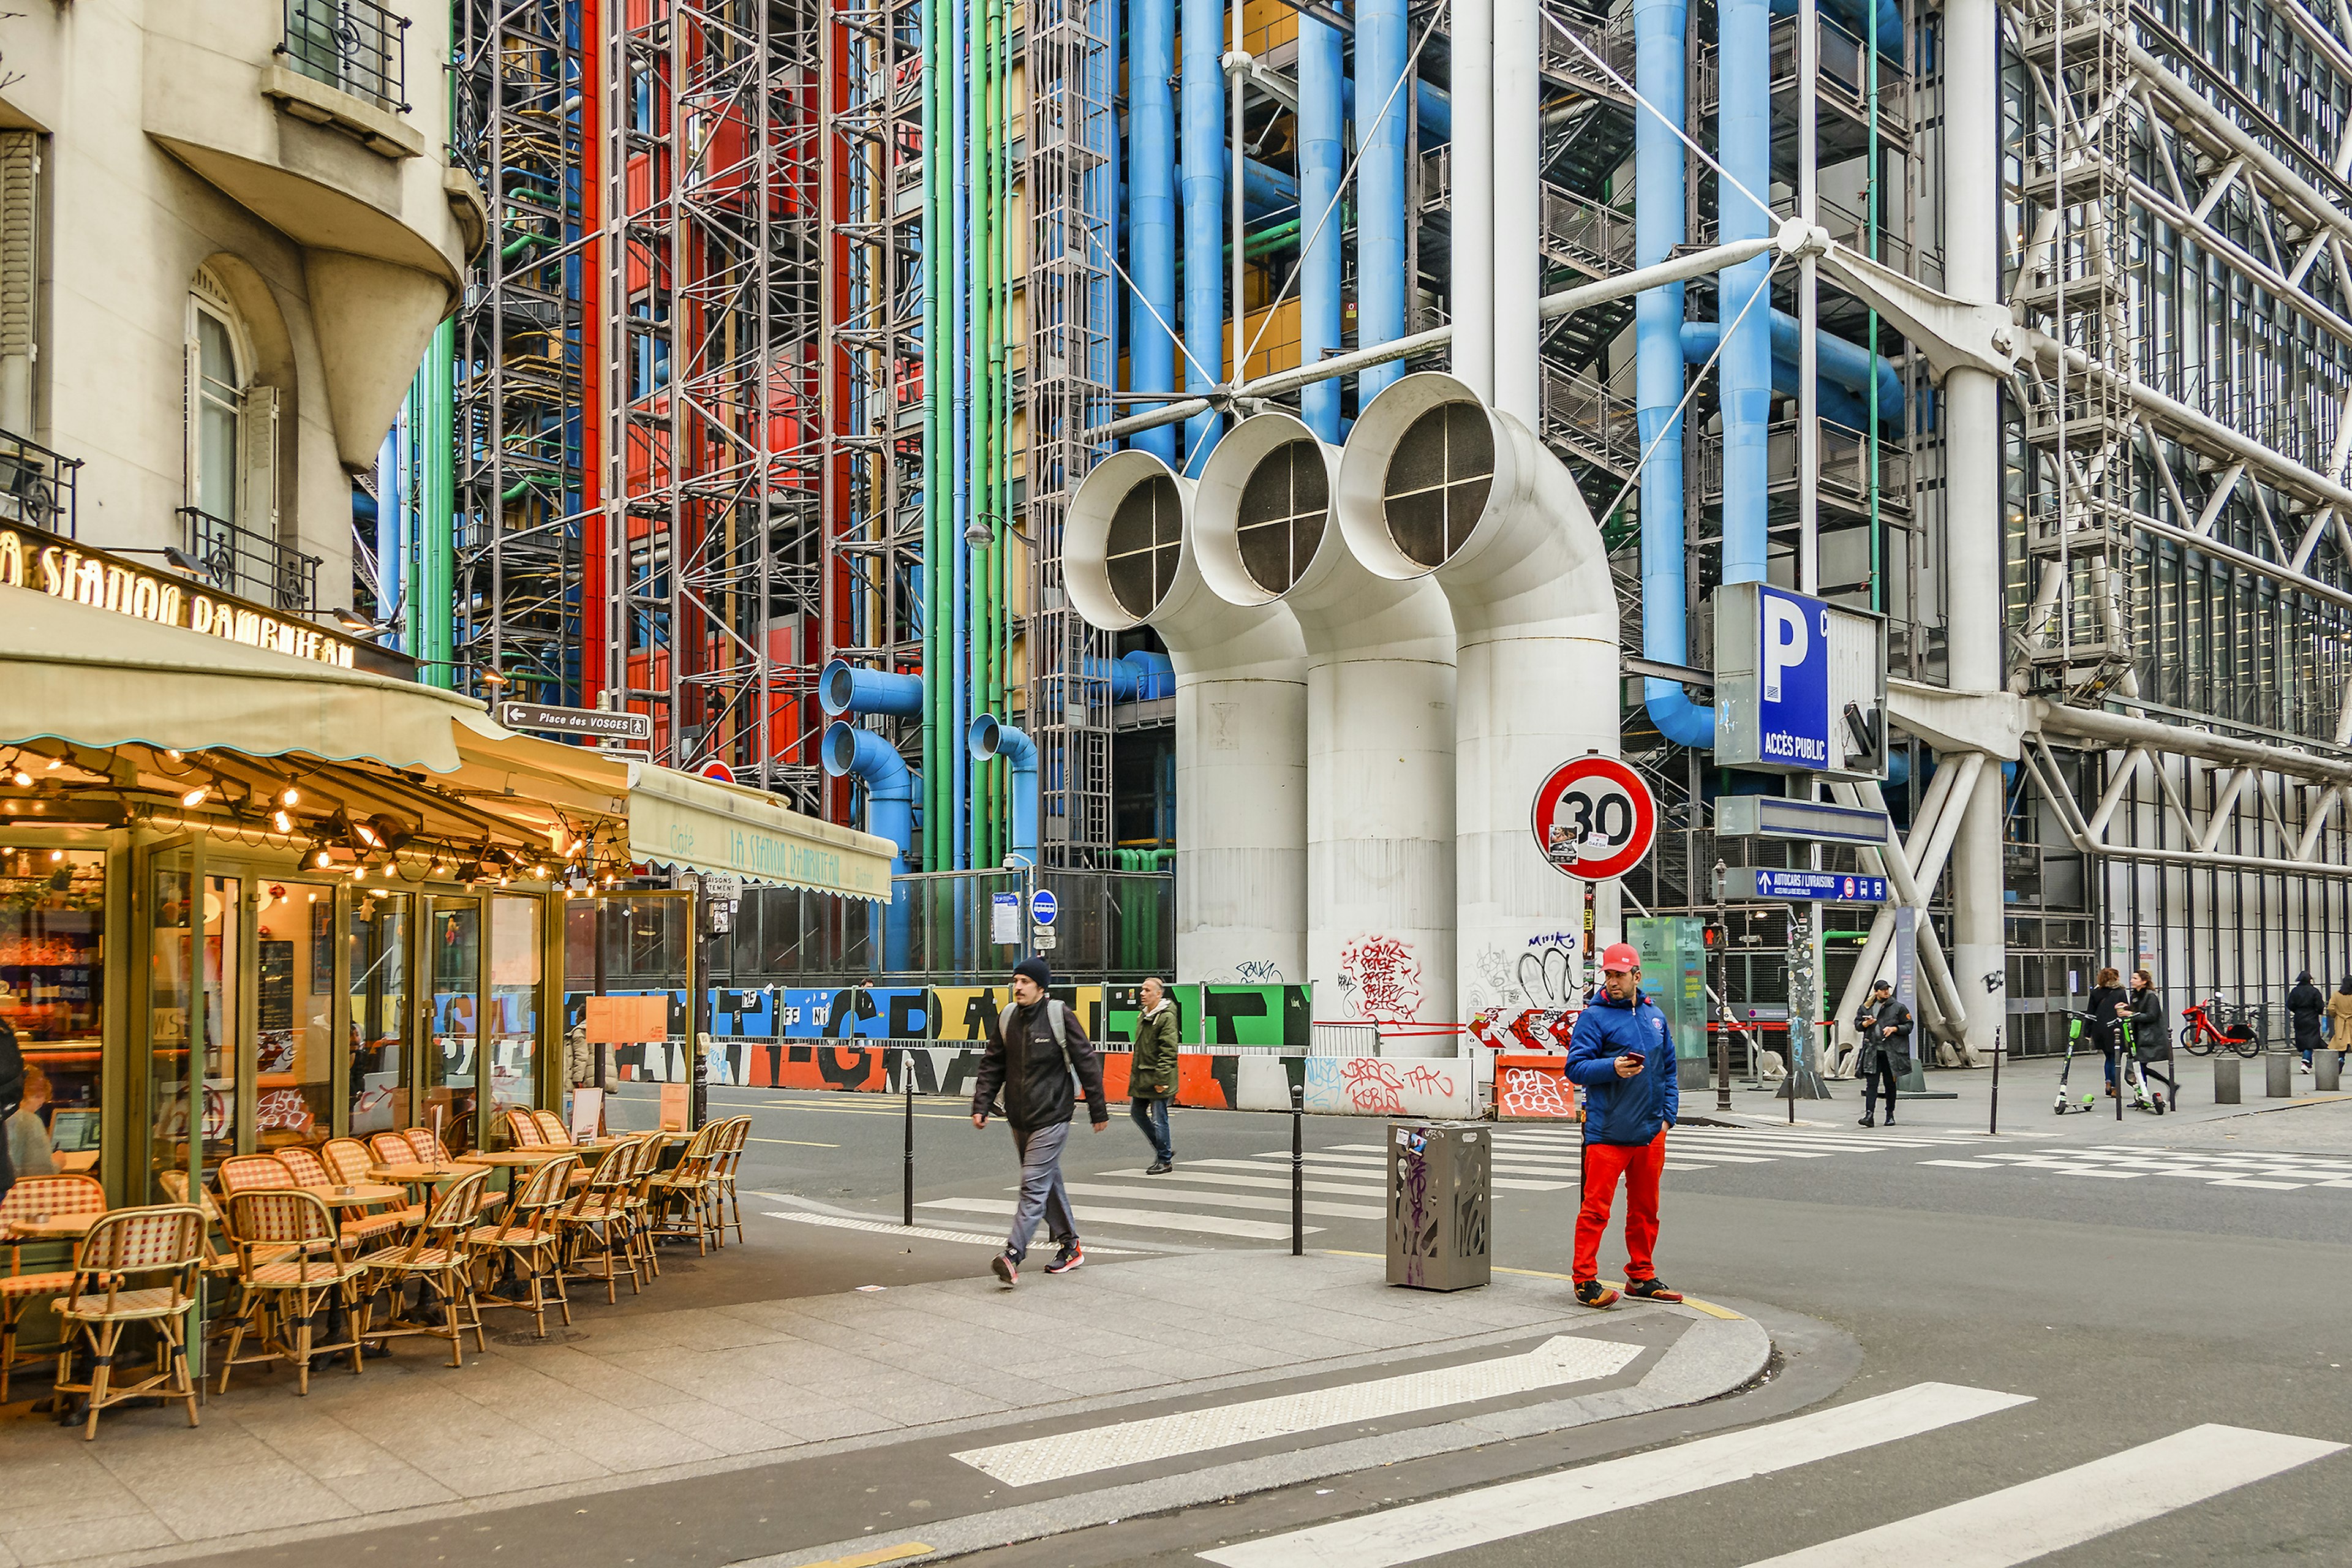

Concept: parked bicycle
[[2179, 996, 2263, 1057]]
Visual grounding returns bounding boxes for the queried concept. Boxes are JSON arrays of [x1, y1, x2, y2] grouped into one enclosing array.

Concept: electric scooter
[[2054, 1011, 2104, 1114], [2115, 1017, 2169, 1115]]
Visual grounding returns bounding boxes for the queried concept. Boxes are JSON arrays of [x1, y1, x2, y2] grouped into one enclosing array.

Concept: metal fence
[[179, 506, 322, 611], [0, 429, 80, 537]]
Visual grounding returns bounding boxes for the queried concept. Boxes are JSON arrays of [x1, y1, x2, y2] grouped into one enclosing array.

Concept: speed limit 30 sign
[[1531, 755, 1656, 882]]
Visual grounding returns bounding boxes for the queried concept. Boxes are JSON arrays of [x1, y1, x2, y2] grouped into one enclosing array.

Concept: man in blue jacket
[[1564, 942, 1683, 1308]]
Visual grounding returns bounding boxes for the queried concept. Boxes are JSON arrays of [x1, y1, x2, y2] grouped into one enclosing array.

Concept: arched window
[[184, 268, 278, 594]]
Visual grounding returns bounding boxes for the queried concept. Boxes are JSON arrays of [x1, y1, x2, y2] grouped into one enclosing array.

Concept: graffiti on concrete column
[[1338, 933, 1422, 1021]]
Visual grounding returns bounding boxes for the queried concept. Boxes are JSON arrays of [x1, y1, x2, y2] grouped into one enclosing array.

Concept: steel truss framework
[[1026, 0, 1117, 865], [600, 0, 827, 807], [454, 0, 590, 706], [1999, 0, 2352, 1032]]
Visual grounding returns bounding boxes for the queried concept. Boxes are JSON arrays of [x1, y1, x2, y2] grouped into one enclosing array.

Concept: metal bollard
[[1988, 1026, 2002, 1136], [1291, 1078, 1305, 1257], [2212, 1057, 2241, 1105], [2267, 1052, 2295, 1099], [2318, 1053, 2343, 1093], [902, 1066, 916, 1227]]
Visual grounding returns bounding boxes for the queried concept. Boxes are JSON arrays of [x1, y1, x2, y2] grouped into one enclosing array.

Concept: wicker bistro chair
[[712, 1116, 752, 1246], [646, 1122, 726, 1255], [323, 1137, 420, 1245], [1, 1174, 108, 1401], [218, 1191, 368, 1396], [53, 1205, 205, 1441], [356, 1167, 491, 1367], [368, 1130, 416, 1167], [529, 1109, 570, 1145], [216, 1153, 298, 1198], [276, 1146, 333, 1186], [466, 1155, 578, 1338], [502, 1109, 550, 1148], [557, 1136, 660, 1303]]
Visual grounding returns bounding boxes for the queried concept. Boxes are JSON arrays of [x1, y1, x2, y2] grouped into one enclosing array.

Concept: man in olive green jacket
[[1129, 976, 1180, 1172]]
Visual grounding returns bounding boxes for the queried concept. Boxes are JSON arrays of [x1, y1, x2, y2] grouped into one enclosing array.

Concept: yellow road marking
[[796, 1543, 933, 1568], [1318, 1250, 1744, 1321]]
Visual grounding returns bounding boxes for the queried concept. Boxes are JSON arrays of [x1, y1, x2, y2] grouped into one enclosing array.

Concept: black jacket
[[2128, 985, 2171, 1058], [1858, 997, 1913, 1076], [974, 1000, 1107, 1132], [2084, 984, 2129, 1049], [2288, 981, 2327, 1048]]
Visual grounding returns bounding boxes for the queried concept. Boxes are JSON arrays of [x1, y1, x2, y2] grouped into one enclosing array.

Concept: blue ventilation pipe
[[1769, 0, 1901, 59], [820, 659, 925, 717], [968, 715, 1039, 868], [1180, 0, 1224, 472], [1358, 0, 1408, 402], [1343, 78, 1451, 141], [1635, 0, 1713, 747], [1299, 13, 1344, 441], [1682, 311, 1904, 421], [1131, 0, 1178, 464], [823, 722, 917, 967], [1719, 0, 1772, 592], [1678, 322, 1902, 432], [1086, 650, 1175, 701]]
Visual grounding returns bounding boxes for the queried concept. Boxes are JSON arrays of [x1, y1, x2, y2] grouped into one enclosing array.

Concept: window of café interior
[[0, 846, 106, 1179], [488, 894, 541, 1130], [349, 889, 413, 1135], [254, 879, 336, 1149], [426, 897, 481, 1154]]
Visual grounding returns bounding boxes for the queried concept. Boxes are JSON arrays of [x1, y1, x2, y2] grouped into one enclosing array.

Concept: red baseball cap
[[1599, 942, 1641, 973]]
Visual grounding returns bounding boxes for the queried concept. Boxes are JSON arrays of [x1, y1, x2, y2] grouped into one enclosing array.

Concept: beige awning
[[625, 763, 894, 903], [0, 584, 499, 771]]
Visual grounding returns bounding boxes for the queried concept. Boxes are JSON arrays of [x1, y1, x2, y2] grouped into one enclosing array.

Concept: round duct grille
[[1383, 402, 1494, 568], [1105, 473, 1185, 619], [1234, 439, 1329, 594]]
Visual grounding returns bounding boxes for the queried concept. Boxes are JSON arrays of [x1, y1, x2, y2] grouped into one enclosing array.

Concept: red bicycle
[[2179, 997, 2263, 1057]]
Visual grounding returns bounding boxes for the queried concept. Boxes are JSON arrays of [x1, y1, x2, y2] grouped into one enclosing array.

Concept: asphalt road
[[605, 1082, 2352, 1566]]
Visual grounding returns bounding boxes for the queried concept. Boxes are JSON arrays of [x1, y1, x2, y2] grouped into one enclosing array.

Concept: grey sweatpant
[[1006, 1120, 1077, 1262]]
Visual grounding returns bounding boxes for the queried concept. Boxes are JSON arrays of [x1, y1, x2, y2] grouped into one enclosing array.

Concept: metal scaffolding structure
[[1025, 0, 1118, 866], [453, 0, 590, 706]]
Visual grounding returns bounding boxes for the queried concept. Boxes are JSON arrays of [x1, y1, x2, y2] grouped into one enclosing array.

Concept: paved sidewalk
[[0, 1240, 1765, 1568]]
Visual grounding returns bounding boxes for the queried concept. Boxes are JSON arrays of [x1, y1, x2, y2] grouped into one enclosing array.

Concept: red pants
[[1574, 1130, 1665, 1283]]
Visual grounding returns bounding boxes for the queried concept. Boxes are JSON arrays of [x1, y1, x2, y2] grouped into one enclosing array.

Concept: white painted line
[[2209, 1178, 2307, 1190], [764, 1212, 1145, 1254], [1268, 1150, 1580, 1175], [1202, 1159, 1576, 1194], [954, 1334, 1642, 1487], [918, 1196, 1320, 1241], [1196, 1382, 2035, 1568], [1736, 1422, 2345, 1566], [1920, 1159, 2000, 1169], [1065, 1182, 1385, 1220], [1107, 1167, 1387, 1197]]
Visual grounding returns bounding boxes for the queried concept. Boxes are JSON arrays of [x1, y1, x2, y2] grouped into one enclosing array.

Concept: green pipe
[[421, 317, 456, 685], [501, 474, 555, 502], [923, 0, 944, 873]]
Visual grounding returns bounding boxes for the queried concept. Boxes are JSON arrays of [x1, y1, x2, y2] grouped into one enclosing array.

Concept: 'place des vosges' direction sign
[[498, 702, 655, 745]]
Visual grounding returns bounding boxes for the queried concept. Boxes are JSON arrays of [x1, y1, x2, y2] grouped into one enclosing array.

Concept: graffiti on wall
[[1302, 1054, 1470, 1117], [1337, 934, 1422, 1021]]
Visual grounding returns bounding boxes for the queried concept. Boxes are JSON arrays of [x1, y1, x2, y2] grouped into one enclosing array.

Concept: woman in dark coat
[[2288, 971, 2326, 1069], [2085, 967, 2129, 1097], [2129, 969, 2177, 1106]]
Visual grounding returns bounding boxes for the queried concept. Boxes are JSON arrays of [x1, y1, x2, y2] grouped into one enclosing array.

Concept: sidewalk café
[[0, 574, 894, 1212]]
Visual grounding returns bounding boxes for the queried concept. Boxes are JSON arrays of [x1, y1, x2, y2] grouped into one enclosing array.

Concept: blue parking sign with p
[[1758, 586, 1831, 769]]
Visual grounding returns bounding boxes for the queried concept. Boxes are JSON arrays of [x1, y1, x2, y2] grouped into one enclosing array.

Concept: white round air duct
[[1335, 372, 1620, 1024], [1066, 450, 1309, 984], [1194, 412, 1459, 1044]]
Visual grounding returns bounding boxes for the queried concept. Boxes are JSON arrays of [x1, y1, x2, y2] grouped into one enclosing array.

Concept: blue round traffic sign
[[1030, 888, 1058, 926]]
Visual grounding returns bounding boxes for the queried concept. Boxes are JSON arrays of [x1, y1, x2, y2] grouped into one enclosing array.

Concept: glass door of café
[[420, 892, 548, 1154], [562, 890, 695, 1133]]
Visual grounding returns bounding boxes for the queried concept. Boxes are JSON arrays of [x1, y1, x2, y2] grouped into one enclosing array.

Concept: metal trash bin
[[1386, 1120, 1491, 1291]]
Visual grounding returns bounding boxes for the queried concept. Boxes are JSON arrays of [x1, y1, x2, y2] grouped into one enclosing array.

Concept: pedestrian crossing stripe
[[1921, 1144, 2352, 1189], [1189, 1157, 1574, 1193], [1065, 1180, 1385, 1221], [918, 1196, 1320, 1241]]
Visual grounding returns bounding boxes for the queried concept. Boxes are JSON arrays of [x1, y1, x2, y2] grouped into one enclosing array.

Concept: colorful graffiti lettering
[[1338, 1057, 1406, 1114], [1499, 1065, 1574, 1118], [1338, 933, 1423, 1021]]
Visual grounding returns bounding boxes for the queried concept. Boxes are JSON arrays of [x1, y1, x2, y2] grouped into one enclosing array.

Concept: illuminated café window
[[254, 880, 337, 1147], [0, 847, 104, 1177]]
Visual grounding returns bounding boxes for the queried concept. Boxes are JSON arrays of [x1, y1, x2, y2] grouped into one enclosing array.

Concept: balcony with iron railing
[[0, 429, 82, 539], [178, 507, 322, 613], [276, 0, 410, 115]]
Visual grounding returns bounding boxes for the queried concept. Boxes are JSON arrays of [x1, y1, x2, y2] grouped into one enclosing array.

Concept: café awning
[[0, 584, 497, 771], [1, 584, 895, 904]]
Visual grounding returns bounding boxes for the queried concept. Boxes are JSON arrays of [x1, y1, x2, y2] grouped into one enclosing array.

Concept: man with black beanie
[[972, 957, 1107, 1284]]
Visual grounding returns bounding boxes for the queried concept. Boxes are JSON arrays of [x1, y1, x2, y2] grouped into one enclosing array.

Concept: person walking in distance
[[2288, 970, 2326, 1073], [2130, 968, 2177, 1106], [2328, 977, 2352, 1076], [1564, 943, 1682, 1308], [1128, 976, 1180, 1173], [2084, 967, 2128, 1098], [1855, 978, 1913, 1128], [972, 957, 1107, 1284]]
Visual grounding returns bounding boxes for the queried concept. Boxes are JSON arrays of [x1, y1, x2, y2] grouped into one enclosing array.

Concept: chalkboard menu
[[258, 938, 295, 1031]]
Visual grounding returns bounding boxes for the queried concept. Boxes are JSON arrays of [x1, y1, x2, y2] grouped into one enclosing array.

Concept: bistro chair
[[218, 1190, 367, 1396], [402, 1127, 504, 1215], [275, 1146, 334, 1186], [466, 1154, 578, 1339], [529, 1109, 571, 1145], [53, 1204, 205, 1441], [1, 1174, 106, 1402], [502, 1109, 549, 1148], [216, 1153, 299, 1197], [712, 1115, 752, 1246], [368, 1130, 417, 1167], [558, 1135, 658, 1303], [323, 1137, 418, 1246], [646, 1121, 726, 1256], [358, 1166, 491, 1368]]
